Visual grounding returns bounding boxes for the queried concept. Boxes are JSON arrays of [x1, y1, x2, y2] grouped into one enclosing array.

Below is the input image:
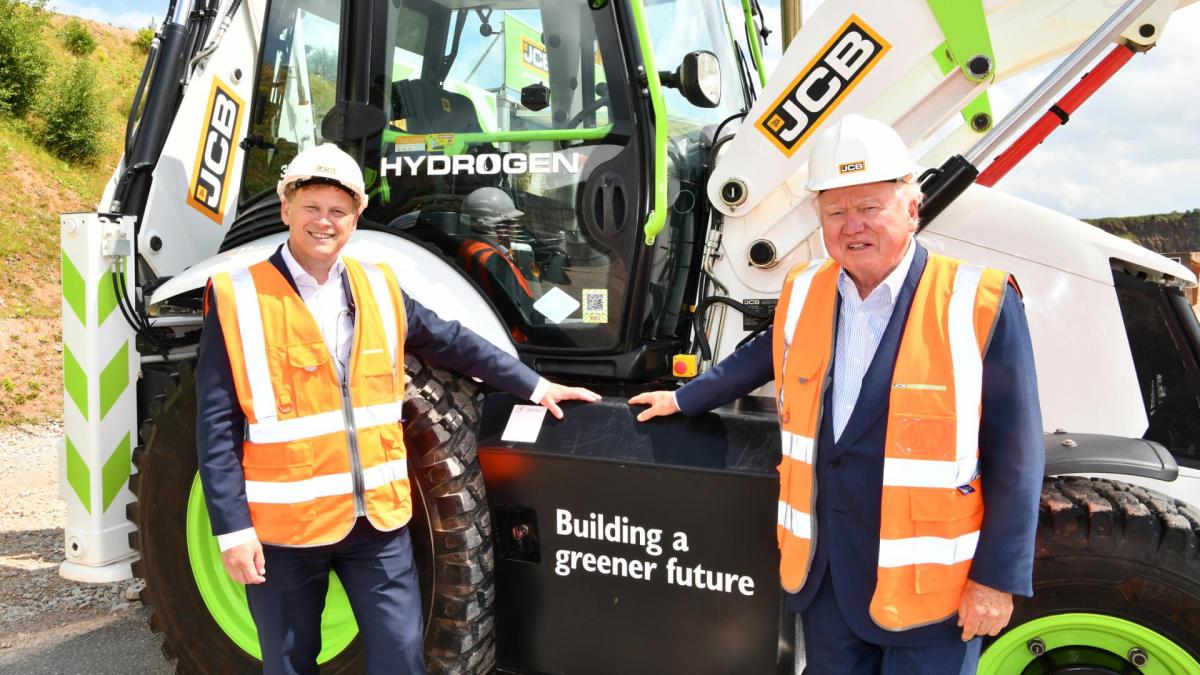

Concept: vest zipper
[[342, 297, 367, 518]]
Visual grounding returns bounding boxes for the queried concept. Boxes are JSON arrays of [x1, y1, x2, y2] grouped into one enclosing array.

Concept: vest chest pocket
[[283, 341, 338, 413], [888, 414, 956, 461], [355, 349, 398, 405], [242, 440, 314, 483], [780, 356, 825, 429]]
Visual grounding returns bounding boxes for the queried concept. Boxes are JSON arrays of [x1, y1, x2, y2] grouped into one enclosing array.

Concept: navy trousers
[[245, 518, 426, 675], [800, 572, 981, 675]]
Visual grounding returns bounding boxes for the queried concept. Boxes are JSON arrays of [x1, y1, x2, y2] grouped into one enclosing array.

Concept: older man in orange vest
[[630, 116, 1044, 674], [197, 144, 599, 674]]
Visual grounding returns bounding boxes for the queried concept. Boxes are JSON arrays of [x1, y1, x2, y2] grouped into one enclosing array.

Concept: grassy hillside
[[0, 13, 143, 422], [1085, 210, 1200, 254]]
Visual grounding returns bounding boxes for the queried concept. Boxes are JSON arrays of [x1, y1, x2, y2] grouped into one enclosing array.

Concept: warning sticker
[[582, 289, 608, 323], [392, 135, 425, 153], [426, 133, 456, 152], [534, 287, 580, 324]]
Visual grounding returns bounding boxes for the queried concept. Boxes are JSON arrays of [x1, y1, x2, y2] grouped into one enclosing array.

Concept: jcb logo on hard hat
[[188, 79, 244, 224], [756, 16, 889, 157], [839, 161, 865, 174]]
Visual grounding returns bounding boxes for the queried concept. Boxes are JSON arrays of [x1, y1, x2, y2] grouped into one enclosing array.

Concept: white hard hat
[[463, 187, 523, 226], [277, 143, 368, 213], [805, 115, 919, 191]]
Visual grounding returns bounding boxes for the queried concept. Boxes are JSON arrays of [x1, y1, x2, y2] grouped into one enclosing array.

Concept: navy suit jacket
[[676, 243, 1044, 646], [196, 245, 542, 537]]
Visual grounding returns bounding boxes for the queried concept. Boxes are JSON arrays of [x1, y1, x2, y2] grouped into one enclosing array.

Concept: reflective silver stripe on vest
[[882, 456, 980, 488], [246, 401, 404, 445], [359, 261, 400, 370], [779, 259, 826, 415], [948, 263, 985, 487], [780, 430, 815, 464], [245, 459, 409, 504], [778, 501, 813, 539], [876, 531, 980, 568], [783, 259, 827, 348], [229, 268, 277, 423]]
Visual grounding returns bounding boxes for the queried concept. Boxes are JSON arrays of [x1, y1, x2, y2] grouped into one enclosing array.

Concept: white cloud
[[988, 4, 1200, 217], [50, 1, 157, 30]]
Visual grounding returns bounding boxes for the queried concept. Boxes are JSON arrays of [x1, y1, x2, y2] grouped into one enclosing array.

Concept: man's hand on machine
[[539, 383, 603, 419], [627, 391, 680, 422]]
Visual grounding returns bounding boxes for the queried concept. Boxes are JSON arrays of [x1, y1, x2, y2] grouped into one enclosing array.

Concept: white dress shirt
[[830, 238, 916, 442]]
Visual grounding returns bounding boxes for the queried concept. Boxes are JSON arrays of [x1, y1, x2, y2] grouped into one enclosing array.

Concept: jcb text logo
[[521, 36, 548, 76], [756, 16, 889, 157], [188, 79, 244, 224], [839, 161, 865, 174]]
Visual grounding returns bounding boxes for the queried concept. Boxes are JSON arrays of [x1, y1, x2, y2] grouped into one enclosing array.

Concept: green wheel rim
[[185, 474, 359, 663], [980, 612, 1200, 675]]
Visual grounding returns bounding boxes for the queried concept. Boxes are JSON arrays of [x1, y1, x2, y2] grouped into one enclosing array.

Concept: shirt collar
[[839, 237, 916, 304], [281, 242, 344, 288]]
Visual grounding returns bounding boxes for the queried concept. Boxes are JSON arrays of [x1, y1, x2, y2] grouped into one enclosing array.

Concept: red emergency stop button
[[672, 354, 697, 378]]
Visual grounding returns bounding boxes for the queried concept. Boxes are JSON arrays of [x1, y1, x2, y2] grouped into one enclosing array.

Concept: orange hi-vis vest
[[458, 239, 533, 298], [210, 256, 410, 547], [771, 252, 1008, 631]]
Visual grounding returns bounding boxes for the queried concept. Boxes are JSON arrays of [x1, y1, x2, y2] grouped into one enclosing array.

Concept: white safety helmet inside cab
[[805, 114, 920, 191], [277, 143, 369, 214], [463, 186, 524, 226]]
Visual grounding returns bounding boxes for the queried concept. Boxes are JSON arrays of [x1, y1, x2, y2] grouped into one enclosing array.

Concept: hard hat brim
[[805, 165, 920, 192], [277, 174, 368, 214]]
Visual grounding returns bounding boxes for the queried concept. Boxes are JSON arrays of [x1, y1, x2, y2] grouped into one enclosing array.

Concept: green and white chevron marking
[[59, 213, 139, 583]]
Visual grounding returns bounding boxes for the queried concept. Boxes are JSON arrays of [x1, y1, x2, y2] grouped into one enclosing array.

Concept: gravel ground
[[0, 420, 170, 673]]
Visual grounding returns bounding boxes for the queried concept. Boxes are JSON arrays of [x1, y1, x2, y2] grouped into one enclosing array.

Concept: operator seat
[[392, 79, 482, 133]]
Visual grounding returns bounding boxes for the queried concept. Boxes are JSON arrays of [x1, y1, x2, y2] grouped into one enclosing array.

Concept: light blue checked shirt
[[831, 238, 916, 442]]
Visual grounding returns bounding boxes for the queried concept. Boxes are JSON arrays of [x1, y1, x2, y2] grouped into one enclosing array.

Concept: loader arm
[[703, 0, 1192, 301]]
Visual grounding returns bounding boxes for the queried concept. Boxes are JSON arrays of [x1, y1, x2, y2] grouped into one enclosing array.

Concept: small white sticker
[[501, 404, 548, 443], [533, 287, 580, 324], [582, 289, 608, 324]]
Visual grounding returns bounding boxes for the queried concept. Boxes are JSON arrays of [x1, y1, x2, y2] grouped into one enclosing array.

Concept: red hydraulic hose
[[977, 44, 1137, 187]]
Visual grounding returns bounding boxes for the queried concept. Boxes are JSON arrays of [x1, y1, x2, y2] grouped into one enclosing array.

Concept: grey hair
[[896, 174, 924, 226]]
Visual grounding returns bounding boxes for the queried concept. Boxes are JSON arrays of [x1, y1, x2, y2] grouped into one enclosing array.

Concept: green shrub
[[60, 17, 96, 56], [37, 61, 104, 163], [0, 0, 50, 116], [133, 27, 154, 53]]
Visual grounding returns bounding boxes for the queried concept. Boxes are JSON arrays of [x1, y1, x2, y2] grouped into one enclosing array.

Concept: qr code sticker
[[582, 289, 608, 324]]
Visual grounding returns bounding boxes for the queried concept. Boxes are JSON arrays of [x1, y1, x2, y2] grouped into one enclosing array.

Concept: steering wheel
[[564, 97, 610, 129]]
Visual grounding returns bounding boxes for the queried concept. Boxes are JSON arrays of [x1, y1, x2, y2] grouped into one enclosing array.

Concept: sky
[[56, 0, 1199, 219]]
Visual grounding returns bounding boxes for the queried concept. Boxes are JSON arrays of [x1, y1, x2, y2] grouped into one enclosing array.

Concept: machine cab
[[234, 0, 751, 375]]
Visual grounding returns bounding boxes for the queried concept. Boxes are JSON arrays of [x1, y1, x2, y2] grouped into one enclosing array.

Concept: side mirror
[[659, 50, 721, 108], [521, 82, 550, 111]]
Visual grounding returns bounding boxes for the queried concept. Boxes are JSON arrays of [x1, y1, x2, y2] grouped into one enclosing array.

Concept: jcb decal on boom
[[755, 15, 889, 157], [187, 79, 244, 224]]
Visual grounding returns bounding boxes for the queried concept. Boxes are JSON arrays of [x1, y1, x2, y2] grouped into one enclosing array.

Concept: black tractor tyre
[[129, 356, 494, 674], [401, 353, 495, 674], [996, 476, 1200, 662]]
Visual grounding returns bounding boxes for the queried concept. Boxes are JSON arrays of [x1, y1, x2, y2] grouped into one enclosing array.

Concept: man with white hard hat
[[197, 143, 601, 674], [631, 115, 1043, 673]]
